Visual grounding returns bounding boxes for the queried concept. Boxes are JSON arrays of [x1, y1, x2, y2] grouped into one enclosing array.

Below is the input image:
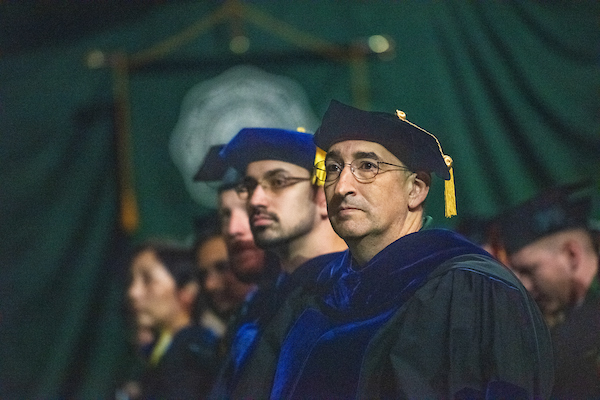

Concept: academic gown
[[551, 273, 600, 399], [232, 229, 554, 399], [140, 325, 220, 400], [209, 251, 345, 399]]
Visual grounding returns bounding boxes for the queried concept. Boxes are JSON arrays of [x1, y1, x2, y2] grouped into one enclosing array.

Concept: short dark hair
[[132, 239, 197, 289]]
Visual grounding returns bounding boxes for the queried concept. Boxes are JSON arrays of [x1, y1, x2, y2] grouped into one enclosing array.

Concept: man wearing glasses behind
[[231, 100, 554, 399], [209, 127, 346, 398]]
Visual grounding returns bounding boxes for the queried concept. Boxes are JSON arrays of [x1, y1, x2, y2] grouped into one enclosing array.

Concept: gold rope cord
[[112, 52, 140, 233]]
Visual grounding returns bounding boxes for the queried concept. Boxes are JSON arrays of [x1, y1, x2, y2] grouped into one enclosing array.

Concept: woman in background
[[127, 239, 219, 399]]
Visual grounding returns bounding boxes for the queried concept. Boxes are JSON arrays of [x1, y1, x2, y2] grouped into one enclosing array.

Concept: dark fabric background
[[1, 1, 599, 398]]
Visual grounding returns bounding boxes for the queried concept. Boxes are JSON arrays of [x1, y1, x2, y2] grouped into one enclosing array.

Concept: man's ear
[[407, 171, 430, 210], [178, 281, 200, 310], [564, 238, 583, 273], [314, 186, 329, 219]]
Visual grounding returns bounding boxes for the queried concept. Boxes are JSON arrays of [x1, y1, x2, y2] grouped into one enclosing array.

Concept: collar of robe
[[316, 228, 490, 319]]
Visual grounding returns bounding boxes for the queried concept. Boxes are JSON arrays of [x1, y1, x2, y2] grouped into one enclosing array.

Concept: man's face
[[127, 249, 182, 331], [196, 235, 253, 315], [324, 140, 414, 244], [508, 239, 574, 322], [218, 189, 265, 282], [246, 160, 318, 249]]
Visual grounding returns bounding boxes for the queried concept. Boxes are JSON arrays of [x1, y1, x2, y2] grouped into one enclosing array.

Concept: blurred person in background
[[194, 227, 256, 326], [194, 145, 278, 357], [454, 214, 510, 266], [194, 145, 275, 285], [497, 182, 600, 398], [126, 239, 219, 399], [116, 306, 156, 400]]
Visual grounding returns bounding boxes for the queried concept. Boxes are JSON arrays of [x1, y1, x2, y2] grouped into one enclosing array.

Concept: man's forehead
[[219, 197, 250, 221], [245, 159, 309, 176], [219, 188, 243, 208], [327, 140, 397, 161], [511, 239, 554, 265]]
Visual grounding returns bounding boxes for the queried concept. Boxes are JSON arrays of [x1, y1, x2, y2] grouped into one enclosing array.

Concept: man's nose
[[249, 183, 269, 208], [204, 271, 223, 292], [225, 211, 246, 237], [334, 165, 356, 196], [128, 280, 143, 302]]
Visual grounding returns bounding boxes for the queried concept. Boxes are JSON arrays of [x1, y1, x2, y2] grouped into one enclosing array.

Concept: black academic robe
[[232, 229, 554, 399], [551, 273, 600, 399], [140, 325, 219, 400], [209, 251, 345, 399]]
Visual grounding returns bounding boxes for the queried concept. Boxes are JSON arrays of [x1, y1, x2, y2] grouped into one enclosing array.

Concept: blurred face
[[218, 189, 265, 282], [246, 160, 318, 249], [127, 249, 183, 331], [196, 235, 254, 315], [508, 239, 575, 322], [324, 140, 415, 244]]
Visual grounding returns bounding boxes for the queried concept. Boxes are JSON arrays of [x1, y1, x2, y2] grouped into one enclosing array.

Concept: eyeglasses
[[314, 159, 412, 184], [235, 172, 312, 200]]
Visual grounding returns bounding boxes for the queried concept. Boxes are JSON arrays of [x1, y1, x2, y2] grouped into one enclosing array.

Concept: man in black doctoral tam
[[233, 99, 554, 399], [496, 181, 600, 399]]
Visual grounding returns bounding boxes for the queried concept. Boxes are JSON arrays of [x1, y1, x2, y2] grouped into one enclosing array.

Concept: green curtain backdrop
[[1, 1, 598, 398]]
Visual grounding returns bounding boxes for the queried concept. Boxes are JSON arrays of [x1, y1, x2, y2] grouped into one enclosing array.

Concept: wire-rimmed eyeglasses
[[313, 159, 412, 184], [235, 172, 311, 200]]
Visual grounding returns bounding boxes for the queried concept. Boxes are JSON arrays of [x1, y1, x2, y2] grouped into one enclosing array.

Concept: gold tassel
[[312, 147, 327, 186], [121, 188, 140, 233], [396, 110, 457, 217], [444, 155, 457, 218], [112, 52, 140, 234]]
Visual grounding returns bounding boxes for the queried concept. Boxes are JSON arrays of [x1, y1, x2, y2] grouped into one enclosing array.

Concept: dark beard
[[227, 241, 266, 283], [252, 228, 291, 249]]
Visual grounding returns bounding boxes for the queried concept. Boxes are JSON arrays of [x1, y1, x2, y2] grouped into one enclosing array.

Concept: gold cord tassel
[[395, 110, 457, 217], [444, 155, 457, 218], [112, 53, 140, 233], [312, 147, 327, 186]]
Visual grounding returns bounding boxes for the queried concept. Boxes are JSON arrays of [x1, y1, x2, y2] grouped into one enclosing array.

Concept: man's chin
[[331, 221, 367, 241], [233, 270, 264, 283], [134, 314, 154, 329], [231, 253, 266, 283], [537, 298, 563, 315], [211, 300, 236, 317], [253, 229, 286, 248]]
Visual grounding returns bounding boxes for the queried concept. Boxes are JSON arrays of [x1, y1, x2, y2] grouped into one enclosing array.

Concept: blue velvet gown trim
[[214, 251, 346, 397], [271, 229, 491, 399], [318, 228, 489, 318]]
